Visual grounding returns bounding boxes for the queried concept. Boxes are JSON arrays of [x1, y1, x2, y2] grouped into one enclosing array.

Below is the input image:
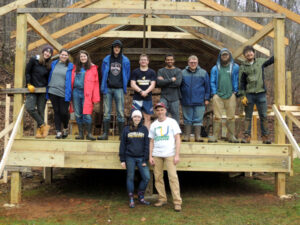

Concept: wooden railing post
[[286, 71, 292, 132]]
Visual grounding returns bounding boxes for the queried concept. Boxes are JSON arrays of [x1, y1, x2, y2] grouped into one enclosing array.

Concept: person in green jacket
[[239, 46, 274, 144]]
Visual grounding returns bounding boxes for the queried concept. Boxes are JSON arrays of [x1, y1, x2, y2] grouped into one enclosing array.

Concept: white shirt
[[149, 117, 181, 157]]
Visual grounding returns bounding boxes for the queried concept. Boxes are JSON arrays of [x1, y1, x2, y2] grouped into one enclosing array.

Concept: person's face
[[80, 53, 88, 64], [221, 53, 230, 62], [132, 115, 142, 125], [43, 50, 52, 60], [113, 46, 121, 55], [165, 56, 175, 68], [139, 56, 149, 67], [188, 59, 198, 70], [155, 107, 167, 119], [59, 51, 69, 63], [244, 50, 255, 61]]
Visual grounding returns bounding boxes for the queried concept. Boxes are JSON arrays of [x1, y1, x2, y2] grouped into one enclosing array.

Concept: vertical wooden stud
[[10, 172, 21, 204], [286, 71, 292, 132], [275, 172, 286, 196], [44, 167, 53, 184]]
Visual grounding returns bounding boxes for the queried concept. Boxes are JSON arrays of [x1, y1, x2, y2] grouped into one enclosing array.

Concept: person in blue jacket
[[98, 40, 131, 140], [181, 55, 210, 142], [119, 110, 150, 208], [209, 48, 239, 143], [47, 49, 73, 139]]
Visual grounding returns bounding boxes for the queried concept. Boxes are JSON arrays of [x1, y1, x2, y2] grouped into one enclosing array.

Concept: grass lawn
[[0, 159, 299, 225]]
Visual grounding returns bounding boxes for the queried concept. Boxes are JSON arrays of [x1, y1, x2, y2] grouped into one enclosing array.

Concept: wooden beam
[[99, 31, 197, 39], [286, 71, 293, 131], [28, 13, 109, 51], [123, 48, 193, 55], [286, 112, 300, 129], [0, 123, 14, 139], [26, 14, 62, 51], [198, 0, 289, 45], [0, 0, 35, 16], [273, 19, 286, 144], [0, 87, 46, 94], [232, 21, 274, 59], [10, 172, 21, 204], [191, 16, 270, 56], [17, 8, 285, 18], [10, 0, 99, 38], [255, 0, 300, 24], [94, 17, 206, 27], [275, 172, 286, 196], [279, 105, 300, 112], [44, 167, 52, 184]]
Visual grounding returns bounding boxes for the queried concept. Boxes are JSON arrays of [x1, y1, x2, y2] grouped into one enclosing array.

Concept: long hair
[[38, 52, 52, 70], [59, 49, 71, 67], [75, 50, 92, 73]]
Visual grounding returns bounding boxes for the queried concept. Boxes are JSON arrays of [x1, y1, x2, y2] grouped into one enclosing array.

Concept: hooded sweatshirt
[[107, 40, 123, 88]]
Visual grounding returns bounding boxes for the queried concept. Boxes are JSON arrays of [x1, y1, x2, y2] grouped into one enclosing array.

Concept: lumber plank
[[0, 87, 46, 94], [0, 123, 14, 139], [279, 105, 300, 112], [98, 31, 196, 39], [286, 72, 293, 131], [286, 112, 300, 129], [275, 172, 286, 196], [10, 172, 21, 204], [0, 0, 35, 16], [233, 21, 274, 59], [198, 0, 289, 45]]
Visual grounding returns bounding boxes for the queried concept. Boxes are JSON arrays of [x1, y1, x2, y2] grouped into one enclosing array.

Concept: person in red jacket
[[71, 50, 100, 140]]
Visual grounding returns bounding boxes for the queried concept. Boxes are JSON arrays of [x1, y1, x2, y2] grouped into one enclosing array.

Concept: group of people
[[25, 39, 274, 211]]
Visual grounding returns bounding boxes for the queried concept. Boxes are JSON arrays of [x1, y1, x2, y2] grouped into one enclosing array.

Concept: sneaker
[[174, 204, 182, 212], [62, 128, 68, 139], [154, 201, 167, 207], [139, 198, 150, 205], [56, 131, 62, 139], [129, 199, 135, 208]]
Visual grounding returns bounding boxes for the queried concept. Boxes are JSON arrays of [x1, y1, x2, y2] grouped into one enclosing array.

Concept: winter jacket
[[71, 64, 100, 115], [119, 124, 149, 163], [210, 48, 239, 96], [180, 66, 210, 106], [239, 56, 274, 96], [46, 60, 73, 102], [25, 55, 50, 87]]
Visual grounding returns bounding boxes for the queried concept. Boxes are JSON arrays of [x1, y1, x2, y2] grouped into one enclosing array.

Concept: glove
[[27, 84, 35, 93], [241, 96, 248, 106]]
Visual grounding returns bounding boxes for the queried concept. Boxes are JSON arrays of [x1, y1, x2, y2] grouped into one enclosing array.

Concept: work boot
[[208, 120, 221, 143], [86, 124, 96, 141], [262, 135, 271, 144], [41, 124, 50, 138], [97, 121, 109, 140], [227, 120, 239, 143], [182, 124, 192, 142], [241, 134, 251, 143], [194, 126, 204, 142], [129, 193, 135, 208], [35, 127, 43, 138], [174, 204, 182, 212], [62, 128, 68, 139], [138, 191, 150, 205], [118, 122, 125, 139], [154, 200, 167, 207], [75, 124, 84, 140]]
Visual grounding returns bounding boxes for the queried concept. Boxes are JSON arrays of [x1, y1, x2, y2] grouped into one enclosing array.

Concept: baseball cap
[[154, 102, 166, 109]]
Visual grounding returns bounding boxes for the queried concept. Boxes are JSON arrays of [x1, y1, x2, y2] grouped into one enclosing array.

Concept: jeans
[[25, 93, 47, 127], [244, 92, 269, 136], [49, 93, 70, 131], [182, 105, 205, 126], [160, 98, 180, 124], [73, 88, 92, 125], [103, 88, 124, 123], [126, 156, 150, 194]]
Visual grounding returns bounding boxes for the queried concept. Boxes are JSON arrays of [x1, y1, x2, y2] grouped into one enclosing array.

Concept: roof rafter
[[0, 0, 35, 17]]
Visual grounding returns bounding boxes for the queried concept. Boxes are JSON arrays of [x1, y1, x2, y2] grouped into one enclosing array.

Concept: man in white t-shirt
[[149, 102, 182, 212]]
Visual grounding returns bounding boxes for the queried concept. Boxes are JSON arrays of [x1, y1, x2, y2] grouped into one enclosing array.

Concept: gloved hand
[[27, 84, 35, 93], [241, 96, 248, 106]]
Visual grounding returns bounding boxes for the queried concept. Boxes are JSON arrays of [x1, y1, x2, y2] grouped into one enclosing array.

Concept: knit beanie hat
[[42, 45, 54, 55]]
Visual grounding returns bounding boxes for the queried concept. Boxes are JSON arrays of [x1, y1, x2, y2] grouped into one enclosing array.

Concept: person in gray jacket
[[156, 54, 182, 124]]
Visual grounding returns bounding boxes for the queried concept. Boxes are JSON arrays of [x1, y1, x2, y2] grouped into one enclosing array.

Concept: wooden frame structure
[[1, 0, 299, 204]]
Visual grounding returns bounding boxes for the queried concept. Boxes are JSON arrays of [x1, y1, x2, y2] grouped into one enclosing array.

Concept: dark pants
[[49, 94, 70, 131], [25, 93, 47, 127], [160, 98, 180, 125], [244, 92, 269, 136]]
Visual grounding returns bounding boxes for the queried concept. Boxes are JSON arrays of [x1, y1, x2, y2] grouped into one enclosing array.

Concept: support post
[[275, 172, 286, 196], [3, 84, 11, 183], [10, 172, 21, 204], [251, 115, 258, 141], [286, 71, 292, 132], [13, 13, 27, 138], [43, 167, 53, 184]]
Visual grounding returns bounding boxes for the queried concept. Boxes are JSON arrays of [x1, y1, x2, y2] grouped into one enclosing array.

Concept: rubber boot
[[138, 191, 150, 205], [241, 120, 251, 143], [208, 121, 221, 143], [75, 124, 84, 140], [182, 124, 192, 142], [227, 120, 239, 143], [86, 124, 96, 141], [35, 127, 43, 138], [118, 122, 125, 140], [194, 126, 204, 142], [97, 121, 109, 140], [129, 193, 135, 208]]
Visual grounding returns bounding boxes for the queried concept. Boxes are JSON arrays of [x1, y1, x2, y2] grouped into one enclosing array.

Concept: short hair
[[165, 54, 175, 60], [188, 55, 198, 62], [139, 54, 149, 60], [243, 45, 255, 55]]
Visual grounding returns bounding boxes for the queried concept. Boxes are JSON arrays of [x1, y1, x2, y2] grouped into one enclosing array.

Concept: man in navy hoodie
[[98, 40, 131, 140]]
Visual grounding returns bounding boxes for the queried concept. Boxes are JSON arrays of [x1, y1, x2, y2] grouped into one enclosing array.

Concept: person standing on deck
[[71, 50, 100, 141], [180, 55, 210, 142], [131, 54, 156, 130], [47, 49, 73, 139], [209, 48, 239, 143], [25, 45, 53, 138], [156, 54, 182, 125], [149, 102, 182, 212], [239, 45, 274, 144], [98, 40, 131, 140]]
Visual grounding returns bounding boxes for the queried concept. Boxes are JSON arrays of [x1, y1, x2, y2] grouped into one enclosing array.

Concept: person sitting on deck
[[119, 110, 150, 208], [239, 45, 274, 144], [71, 50, 100, 141], [180, 55, 210, 142], [25, 45, 53, 138], [47, 49, 73, 139], [130, 54, 156, 130], [209, 48, 239, 143], [98, 40, 131, 140], [156, 54, 182, 125]]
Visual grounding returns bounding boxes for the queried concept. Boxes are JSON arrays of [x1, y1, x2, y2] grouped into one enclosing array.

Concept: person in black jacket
[[25, 45, 53, 138], [119, 110, 150, 208]]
